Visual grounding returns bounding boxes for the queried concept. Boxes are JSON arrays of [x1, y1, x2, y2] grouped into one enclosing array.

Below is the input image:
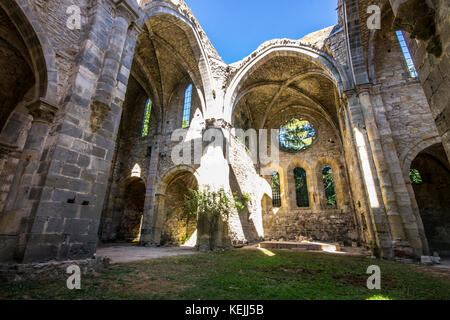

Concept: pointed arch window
[[182, 84, 193, 128], [131, 163, 142, 178], [141, 98, 152, 137], [294, 167, 309, 207], [396, 31, 418, 78], [322, 166, 337, 206], [271, 172, 281, 207]]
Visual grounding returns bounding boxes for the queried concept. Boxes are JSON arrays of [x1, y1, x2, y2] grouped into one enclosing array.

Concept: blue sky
[[184, 0, 338, 64]]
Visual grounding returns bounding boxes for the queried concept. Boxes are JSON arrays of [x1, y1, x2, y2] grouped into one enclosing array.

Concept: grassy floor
[[1, 249, 449, 300]]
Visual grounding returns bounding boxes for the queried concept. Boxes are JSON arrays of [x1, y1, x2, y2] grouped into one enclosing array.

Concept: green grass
[[1, 249, 449, 300]]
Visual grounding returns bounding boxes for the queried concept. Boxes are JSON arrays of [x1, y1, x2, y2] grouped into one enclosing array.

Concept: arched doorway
[[117, 178, 146, 242], [160, 171, 198, 246], [410, 144, 450, 256]]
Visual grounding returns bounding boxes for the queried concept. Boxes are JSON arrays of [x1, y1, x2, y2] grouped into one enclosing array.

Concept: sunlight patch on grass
[[258, 247, 276, 257], [366, 294, 392, 300]]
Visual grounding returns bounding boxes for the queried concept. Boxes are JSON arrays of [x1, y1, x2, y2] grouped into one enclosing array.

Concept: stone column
[[14, 0, 142, 263], [279, 166, 289, 210], [370, 86, 428, 256], [90, 3, 136, 132], [148, 193, 166, 245], [357, 86, 409, 244], [140, 136, 162, 246], [4, 99, 57, 213], [344, 90, 393, 259], [5, 98, 57, 261]]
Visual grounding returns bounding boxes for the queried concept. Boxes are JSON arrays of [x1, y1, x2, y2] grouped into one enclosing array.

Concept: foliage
[[294, 167, 309, 207], [182, 119, 189, 129], [279, 118, 315, 151], [409, 169, 423, 184], [271, 172, 280, 192], [322, 166, 337, 206], [183, 187, 232, 238], [271, 172, 282, 207], [183, 188, 250, 223], [234, 193, 251, 211], [141, 99, 152, 137]]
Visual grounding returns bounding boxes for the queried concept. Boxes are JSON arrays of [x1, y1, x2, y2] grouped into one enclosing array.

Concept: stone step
[[258, 241, 341, 252]]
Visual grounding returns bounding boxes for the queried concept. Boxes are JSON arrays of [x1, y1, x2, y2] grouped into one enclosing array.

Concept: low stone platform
[[258, 241, 341, 252]]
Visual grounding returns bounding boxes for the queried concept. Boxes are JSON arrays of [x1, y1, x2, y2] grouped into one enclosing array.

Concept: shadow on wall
[[117, 178, 146, 242]]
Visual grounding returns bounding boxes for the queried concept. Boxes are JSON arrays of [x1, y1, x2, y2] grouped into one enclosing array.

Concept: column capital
[[25, 98, 58, 124], [128, 22, 143, 41], [354, 83, 372, 95], [113, 0, 140, 25]]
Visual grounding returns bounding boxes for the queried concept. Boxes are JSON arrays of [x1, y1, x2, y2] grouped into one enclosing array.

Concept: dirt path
[[96, 245, 197, 264]]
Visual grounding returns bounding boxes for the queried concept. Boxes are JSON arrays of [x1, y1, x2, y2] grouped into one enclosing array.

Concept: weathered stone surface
[[0, 0, 448, 267]]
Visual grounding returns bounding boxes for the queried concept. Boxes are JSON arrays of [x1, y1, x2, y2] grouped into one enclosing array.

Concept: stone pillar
[[344, 90, 393, 259], [279, 166, 289, 210], [357, 87, 409, 244], [3, 98, 57, 261], [140, 136, 162, 246], [10, 0, 142, 263], [148, 193, 166, 245], [370, 86, 428, 256], [90, 3, 137, 132]]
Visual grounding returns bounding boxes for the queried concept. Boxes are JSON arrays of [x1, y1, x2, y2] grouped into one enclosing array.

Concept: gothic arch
[[314, 157, 347, 209], [401, 136, 442, 180], [0, 0, 58, 104], [138, 1, 215, 115], [224, 43, 351, 122], [156, 164, 200, 195], [153, 165, 199, 246]]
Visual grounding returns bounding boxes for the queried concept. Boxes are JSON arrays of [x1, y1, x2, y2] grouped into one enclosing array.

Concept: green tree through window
[[409, 169, 423, 184], [279, 118, 315, 151], [322, 166, 337, 206], [141, 99, 152, 137], [271, 172, 281, 207], [294, 167, 309, 207]]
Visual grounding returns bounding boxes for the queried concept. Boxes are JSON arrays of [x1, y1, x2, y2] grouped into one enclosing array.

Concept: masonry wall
[[260, 112, 358, 245]]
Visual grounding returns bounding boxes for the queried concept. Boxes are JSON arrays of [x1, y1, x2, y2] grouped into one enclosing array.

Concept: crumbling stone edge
[[0, 256, 110, 283]]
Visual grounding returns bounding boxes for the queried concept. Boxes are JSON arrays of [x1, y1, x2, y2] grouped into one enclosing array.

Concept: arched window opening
[[322, 166, 337, 207], [409, 168, 423, 184], [182, 84, 193, 128], [294, 167, 309, 207], [279, 118, 316, 152], [395, 31, 418, 78], [131, 163, 141, 178], [141, 98, 152, 137], [271, 172, 281, 207]]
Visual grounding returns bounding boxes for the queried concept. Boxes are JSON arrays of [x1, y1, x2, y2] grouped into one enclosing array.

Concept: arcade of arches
[[0, 0, 448, 265]]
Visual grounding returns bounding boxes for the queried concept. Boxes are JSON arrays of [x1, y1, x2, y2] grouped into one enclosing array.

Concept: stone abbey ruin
[[0, 0, 448, 267]]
